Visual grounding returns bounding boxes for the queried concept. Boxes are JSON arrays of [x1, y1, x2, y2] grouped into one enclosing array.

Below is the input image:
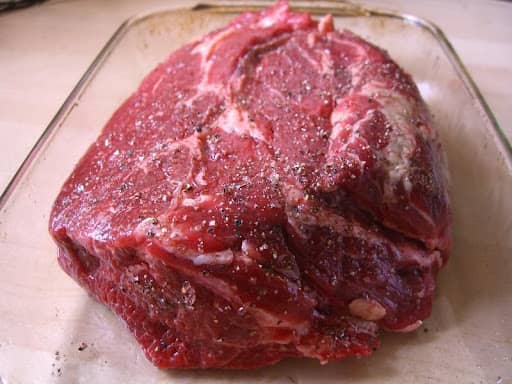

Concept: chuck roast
[[49, 2, 451, 369]]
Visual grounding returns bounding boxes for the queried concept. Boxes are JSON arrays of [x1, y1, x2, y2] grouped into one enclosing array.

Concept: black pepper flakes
[[78, 342, 88, 351]]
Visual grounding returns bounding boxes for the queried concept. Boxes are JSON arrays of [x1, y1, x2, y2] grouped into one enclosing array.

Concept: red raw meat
[[49, 2, 451, 369]]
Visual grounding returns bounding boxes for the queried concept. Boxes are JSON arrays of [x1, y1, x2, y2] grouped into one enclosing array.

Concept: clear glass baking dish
[[0, 1, 510, 383]]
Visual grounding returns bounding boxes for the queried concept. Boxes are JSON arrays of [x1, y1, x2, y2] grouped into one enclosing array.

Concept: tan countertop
[[0, 0, 511, 192]]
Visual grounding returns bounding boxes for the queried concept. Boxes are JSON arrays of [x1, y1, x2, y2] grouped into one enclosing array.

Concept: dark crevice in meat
[[318, 188, 441, 256], [49, 2, 451, 369]]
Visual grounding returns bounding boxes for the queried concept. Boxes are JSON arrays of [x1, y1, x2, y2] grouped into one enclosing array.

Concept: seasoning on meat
[[49, 1, 451, 369]]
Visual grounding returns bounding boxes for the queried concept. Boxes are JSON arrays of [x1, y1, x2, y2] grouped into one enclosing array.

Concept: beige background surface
[[0, 0, 511, 193]]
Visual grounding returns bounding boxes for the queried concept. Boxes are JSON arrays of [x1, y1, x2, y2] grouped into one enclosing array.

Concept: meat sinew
[[49, 2, 451, 369]]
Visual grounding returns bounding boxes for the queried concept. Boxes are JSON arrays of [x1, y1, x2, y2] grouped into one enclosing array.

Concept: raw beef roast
[[49, 2, 451, 369]]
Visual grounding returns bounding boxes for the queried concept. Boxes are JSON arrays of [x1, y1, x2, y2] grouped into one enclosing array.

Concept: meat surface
[[49, 2, 451, 369]]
